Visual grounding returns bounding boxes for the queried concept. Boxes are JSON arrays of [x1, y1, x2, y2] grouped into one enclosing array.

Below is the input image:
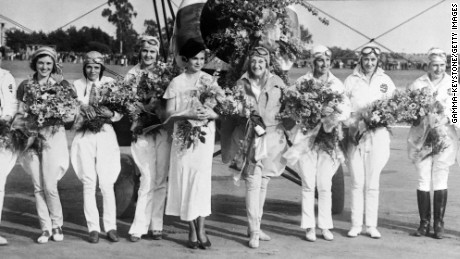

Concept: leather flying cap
[[138, 35, 160, 53], [83, 51, 105, 67], [312, 45, 331, 59], [249, 46, 270, 64]]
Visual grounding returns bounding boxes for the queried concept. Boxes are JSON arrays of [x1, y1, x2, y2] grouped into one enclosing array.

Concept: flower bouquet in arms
[[353, 98, 398, 144], [215, 87, 254, 119], [130, 63, 175, 139], [18, 79, 78, 153], [278, 78, 347, 162], [0, 120, 28, 152], [408, 96, 448, 161], [76, 79, 136, 133], [395, 87, 434, 126], [22, 80, 79, 129], [1, 119, 45, 153], [172, 74, 224, 151]]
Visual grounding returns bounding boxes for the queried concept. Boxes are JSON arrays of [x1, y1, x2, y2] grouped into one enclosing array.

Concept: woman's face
[[361, 53, 379, 74], [36, 56, 54, 78], [140, 46, 158, 66], [313, 56, 331, 76], [187, 51, 205, 73], [85, 63, 102, 82], [250, 56, 267, 78], [428, 56, 446, 80]]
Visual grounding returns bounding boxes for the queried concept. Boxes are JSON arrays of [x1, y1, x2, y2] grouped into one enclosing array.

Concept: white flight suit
[[70, 76, 121, 233], [0, 68, 19, 225], [344, 66, 395, 228], [286, 72, 350, 230], [407, 73, 458, 191], [125, 65, 171, 235]]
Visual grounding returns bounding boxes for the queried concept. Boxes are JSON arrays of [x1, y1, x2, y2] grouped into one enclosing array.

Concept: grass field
[[2, 60, 427, 88]]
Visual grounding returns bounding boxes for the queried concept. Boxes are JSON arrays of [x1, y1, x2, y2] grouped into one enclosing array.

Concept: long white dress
[[164, 71, 215, 221]]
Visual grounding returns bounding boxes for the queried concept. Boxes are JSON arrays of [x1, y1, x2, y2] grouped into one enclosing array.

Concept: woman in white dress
[[164, 39, 218, 249], [408, 48, 457, 239]]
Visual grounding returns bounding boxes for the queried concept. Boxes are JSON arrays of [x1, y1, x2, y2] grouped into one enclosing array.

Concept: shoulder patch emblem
[[380, 83, 388, 93]]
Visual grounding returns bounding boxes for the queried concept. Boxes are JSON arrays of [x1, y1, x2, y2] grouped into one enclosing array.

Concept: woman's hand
[[134, 101, 145, 114], [203, 106, 219, 120], [190, 106, 208, 121], [427, 113, 448, 128], [10, 115, 27, 130], [81, 105, 97, 119], [95, 106, 114, 118]]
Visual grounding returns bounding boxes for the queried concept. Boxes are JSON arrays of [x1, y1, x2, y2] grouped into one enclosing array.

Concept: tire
[[112, 116, 133, 146], [114, 153, 140, 219], [331, 165, 345, 215]]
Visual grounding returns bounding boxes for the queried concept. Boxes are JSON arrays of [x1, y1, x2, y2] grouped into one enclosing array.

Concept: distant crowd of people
[[0, 49, 136, 67]]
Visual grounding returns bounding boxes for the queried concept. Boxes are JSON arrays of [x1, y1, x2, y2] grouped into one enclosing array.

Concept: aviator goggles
[[313, 49, 332, 59], [250, 47, 270, 56], [361, 46, 381, 56], [139, 36, 160, 46]]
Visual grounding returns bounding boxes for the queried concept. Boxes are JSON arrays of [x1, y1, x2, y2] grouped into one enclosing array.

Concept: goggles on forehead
[[84, 57, 104, 65], [90, 57, 104, 64], [250, 47, 269, 56], [428, 48, 446, 57], [139, 37, 160, 46], [361, 46, 381, 56], [313, 49, 332, 58]]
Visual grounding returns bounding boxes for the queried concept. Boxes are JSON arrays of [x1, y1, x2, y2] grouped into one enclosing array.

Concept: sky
[[0, 0, 453, 54]]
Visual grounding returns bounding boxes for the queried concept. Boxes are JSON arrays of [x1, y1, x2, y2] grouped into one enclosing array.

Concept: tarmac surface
[[1, 127, 460, 259]]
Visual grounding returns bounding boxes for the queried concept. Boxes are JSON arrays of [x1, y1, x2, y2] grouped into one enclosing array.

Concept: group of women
[[0, 33, 455, 250]]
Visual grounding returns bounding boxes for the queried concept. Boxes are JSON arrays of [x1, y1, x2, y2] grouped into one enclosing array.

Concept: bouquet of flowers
[[407, 100, 449, 161], [173, 74, 223, 151], [77, 79, 137, 133], [22, 80, 79, 131], [394, 87, 435, 126], [215, 87, 254, 118], [421, 127, 448, 160], [129, 62, 175, 138], [4, 118, 46, 154], [278, 78, 345, 156], [353, 98, 399, 143], [0, 120, 14, 150], [203, 0, 328, 88], [278, 78, 344, 133]]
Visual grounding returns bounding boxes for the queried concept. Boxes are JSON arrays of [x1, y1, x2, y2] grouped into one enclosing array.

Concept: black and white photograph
[[0, 0, 458, 258]]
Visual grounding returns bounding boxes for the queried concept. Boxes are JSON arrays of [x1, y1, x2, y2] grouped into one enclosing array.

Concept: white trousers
[[415, 138, 457, 191], [129, 130, 170, 235], [0, 148, 18, 223], [70, 124, 121, 232], [297, 150, 339, 229], [347, 128, 390, 228], [245, 166, 271, 233], [21, 126, 69, 231]]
